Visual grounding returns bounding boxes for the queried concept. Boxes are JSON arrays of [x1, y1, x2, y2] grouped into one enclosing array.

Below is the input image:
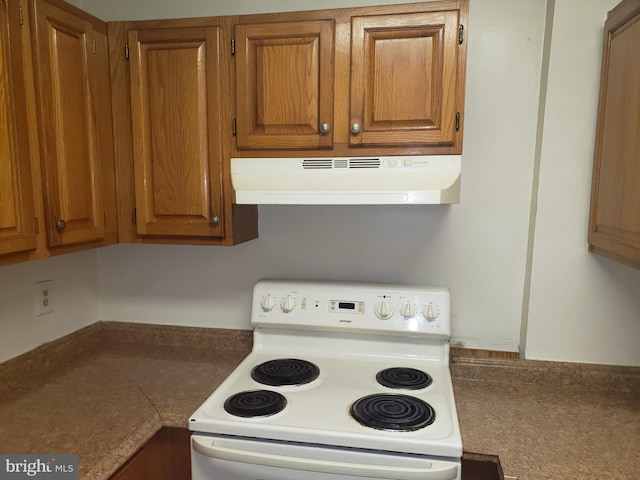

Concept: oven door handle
[[192, 437, 458, 480]]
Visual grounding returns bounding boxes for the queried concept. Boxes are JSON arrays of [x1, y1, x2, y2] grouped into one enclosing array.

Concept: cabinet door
[[109, 428, 191, 480], [235, 20, 334, 149], [31, 0, 107, 247], [129, 26, 224, 238], [588, 0, 640, 269], [0, 0, 37, 256], [350, 10, 460, 147]]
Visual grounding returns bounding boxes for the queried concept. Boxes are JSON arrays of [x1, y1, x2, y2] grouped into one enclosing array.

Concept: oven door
[[191, 434, 461, 480]]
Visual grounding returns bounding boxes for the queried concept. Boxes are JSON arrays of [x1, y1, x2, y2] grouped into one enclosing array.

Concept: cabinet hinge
[[18, 6, 23, 25], [125, 42, 130, 60], [231, 38, 235, 56], [92, 37, 97, 54], [455, 112, 460, 132], [232, 118, 237, 136], [132, 208, 137, 224], [34, 217, 39, 234], [458, 25, 464, 45]]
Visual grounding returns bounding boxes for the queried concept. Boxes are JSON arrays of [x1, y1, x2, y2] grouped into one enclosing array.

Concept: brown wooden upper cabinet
[[30, 0, 117, 248], [350, 10, 460, 147], [235, 20, 334, 150], [588, 0, 640, 269], [128, 25, 225, 238], [0, 0, 37, 257], [233, 0, 467, 154]]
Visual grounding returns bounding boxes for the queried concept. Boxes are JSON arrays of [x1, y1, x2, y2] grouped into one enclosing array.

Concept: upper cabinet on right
[[588, 0, 640, 269], [349, 10, 461, 149], [233, 0, 468, 157]]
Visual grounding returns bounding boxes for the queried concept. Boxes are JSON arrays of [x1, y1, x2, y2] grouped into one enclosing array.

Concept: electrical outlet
[[36, 280, 54, 316]]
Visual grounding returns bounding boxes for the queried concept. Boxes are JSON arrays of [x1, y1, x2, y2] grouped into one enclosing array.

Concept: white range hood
[[231, 156, 461, 205]]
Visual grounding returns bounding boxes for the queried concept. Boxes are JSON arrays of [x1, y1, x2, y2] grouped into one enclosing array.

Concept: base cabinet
[[110, 428, 191, 480], [588, 0, 640, 269]]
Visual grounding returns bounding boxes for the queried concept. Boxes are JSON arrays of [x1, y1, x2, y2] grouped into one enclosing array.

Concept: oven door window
[[191, 435, 460, 480]]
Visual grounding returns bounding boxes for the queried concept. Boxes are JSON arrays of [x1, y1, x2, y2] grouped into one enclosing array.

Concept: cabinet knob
[[56, 219, 66, 231], [319, 122, 330, 134], [209, 215, 220, 225], [350, 122, 361, 134]]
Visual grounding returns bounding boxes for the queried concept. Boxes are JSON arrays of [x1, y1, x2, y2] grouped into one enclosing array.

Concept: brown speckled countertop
[[0, 322, 638, 479], [451, 358, 640, 479], [0, 322, 252, 479]]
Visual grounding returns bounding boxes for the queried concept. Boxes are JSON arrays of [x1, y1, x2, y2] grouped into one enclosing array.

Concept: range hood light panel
[[231, 156, 462, 205]]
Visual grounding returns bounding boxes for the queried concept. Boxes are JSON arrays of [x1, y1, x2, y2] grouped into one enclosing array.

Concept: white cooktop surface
[[189, 331, 462, 458]]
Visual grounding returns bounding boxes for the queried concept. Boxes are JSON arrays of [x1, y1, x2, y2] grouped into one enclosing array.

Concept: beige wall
[[73, 0, 468, 20], [0, 251, 99, 362], [524, 0, 640, 364]]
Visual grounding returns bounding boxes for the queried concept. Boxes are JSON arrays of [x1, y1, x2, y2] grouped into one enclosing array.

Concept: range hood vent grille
[[303, 159, 333, 169], [349, 158, 380, 168], [231, 156, 462, 205], [303, 158, 381, 170]]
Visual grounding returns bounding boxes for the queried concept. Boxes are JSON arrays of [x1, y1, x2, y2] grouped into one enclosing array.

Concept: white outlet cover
[[36, 280, 54, 316]]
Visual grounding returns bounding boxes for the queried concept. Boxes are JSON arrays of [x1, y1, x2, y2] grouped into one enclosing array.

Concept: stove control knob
[[260, 294, 276, 312], [400, 302, 415, 319], [374, 299, 393, 320], [423, 302, 440, 322], [281, 295, 296, 313]]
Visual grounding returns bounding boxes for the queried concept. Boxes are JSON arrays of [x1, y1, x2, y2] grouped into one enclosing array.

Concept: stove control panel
[[251, 279, 451, 339]]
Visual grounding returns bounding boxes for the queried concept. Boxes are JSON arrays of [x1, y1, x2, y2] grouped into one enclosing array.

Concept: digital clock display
[[338, 302, 356, 310], [330, 300, 364, 314]]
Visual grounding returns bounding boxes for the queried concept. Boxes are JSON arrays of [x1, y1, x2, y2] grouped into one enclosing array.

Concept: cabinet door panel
[[589, 2, 640, 268], [129, 27, 223, 237], [109, 428, 191, 480], [32, 0, 105, 247], [350, 11, 459, 147], [0, 0, 36, 256], [235, 20, 334, 149]]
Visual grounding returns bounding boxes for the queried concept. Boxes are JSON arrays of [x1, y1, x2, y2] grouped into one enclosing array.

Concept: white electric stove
[[189, 279, 462, 480]]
